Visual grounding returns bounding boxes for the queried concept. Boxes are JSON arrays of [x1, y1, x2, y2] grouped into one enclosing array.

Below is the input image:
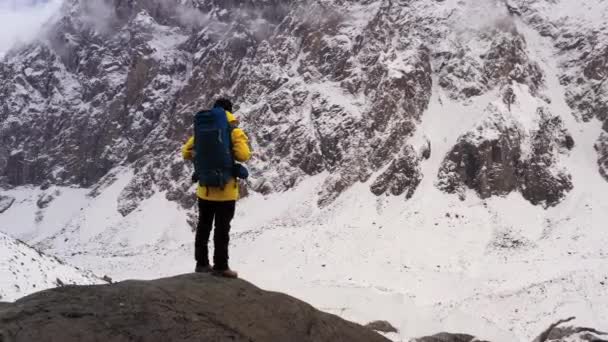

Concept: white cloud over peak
[[0, 0, 64, 57]]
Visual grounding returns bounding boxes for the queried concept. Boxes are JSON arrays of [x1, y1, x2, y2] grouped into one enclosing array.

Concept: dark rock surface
[[0, 195, 15, 213], [411, 333, 481, 342], [531, 317, 608, 342], [437, 103, 573, 207], [0, 273, 390, 342], [597, 133, 608, 182], [1, 0, 607, 218], [512, 0, 608, 184], [365, 320, 399, 334], [410, 317, 608, 342], [0, 0, 434, 212]]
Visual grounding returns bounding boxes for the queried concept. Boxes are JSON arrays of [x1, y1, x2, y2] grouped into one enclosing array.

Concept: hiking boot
[[195, 263, 212, 273], [212, 268, 238, 279]]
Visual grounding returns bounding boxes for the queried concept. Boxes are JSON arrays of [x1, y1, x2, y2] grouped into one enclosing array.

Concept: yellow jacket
[[182, 111, 251, 201]]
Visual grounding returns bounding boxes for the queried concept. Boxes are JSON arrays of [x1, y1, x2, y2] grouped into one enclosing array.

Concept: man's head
[[213, 98, 233, 113]]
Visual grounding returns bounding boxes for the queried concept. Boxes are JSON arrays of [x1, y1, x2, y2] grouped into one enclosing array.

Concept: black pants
[[195, 199, 236, 270]]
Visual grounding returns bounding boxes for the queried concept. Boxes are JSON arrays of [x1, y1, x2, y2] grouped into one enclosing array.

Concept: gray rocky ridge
[[1, 0, 607, 217]]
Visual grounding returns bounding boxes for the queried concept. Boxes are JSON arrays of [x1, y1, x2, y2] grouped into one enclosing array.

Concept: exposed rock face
[[0, 273, 390, 342], [510, 0, 608, 182], [410, 322, 608, 342], [365, 320, 399, 334], [433, 11, 579, 206], [1, 0, 607, 218], [411, 333, 482, 342], [437, 26, 544, 100], [370, 145, 421, 199], [437, 103, 523, 199], [0, 195, 14, 213], [0, 0, 436, 213], [239, 4, 435, 206], [437, 93, 573, 207], [545, 327, 608, 342], [530, 317, 608, 342], [597, 133, 608, 182]]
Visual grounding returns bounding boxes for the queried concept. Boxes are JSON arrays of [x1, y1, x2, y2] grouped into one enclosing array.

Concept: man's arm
[[182, 136, 195, 160], [231, 128, 251, 162]]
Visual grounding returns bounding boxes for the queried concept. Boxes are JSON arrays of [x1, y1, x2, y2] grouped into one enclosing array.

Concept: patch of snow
[[0, 231, 103, 302]]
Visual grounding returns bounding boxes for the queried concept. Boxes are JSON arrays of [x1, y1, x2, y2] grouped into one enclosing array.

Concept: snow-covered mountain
[[0, 230, 105, 302], [1, 0, 608, 341]]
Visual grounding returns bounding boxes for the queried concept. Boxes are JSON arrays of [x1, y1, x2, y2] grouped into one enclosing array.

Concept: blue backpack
[[194, 107, 234, 188]]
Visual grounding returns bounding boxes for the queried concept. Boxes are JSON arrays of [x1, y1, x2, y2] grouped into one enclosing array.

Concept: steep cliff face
[[2, 0, 605, 216], [508, 0, 608, 181], [0, 0, 435, 213], [597, 133, 608, 181], [437, 95, 573, 207]]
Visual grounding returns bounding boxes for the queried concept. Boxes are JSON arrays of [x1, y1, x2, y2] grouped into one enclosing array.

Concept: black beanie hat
[[213, 98, 233, 112]]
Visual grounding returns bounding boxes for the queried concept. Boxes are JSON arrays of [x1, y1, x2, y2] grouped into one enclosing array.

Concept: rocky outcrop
[[597, 133, 608, 182], [510, 0, 608, 183], [1, 0, 606, 217], [0, 0, 436, 213], [437, 97, 573, 207], [370, 145, 422, 199], [0, 273, 389, 342], [531, 317, 608, 342], [411, 333, 484, 342], [365, 320, 399, 334], [437, 103, 523, 200], [410, 317, 608, 342], [436, 13, 543, 101], [0, 195, 14, 213]]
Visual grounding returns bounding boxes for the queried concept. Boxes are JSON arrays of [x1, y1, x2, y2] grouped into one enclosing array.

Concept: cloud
[[450, 0, 514, 39], [0, 0, 63, 56], [79, 0, 115, 34]]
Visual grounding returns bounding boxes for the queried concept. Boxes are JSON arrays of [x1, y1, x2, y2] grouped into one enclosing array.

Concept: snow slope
[[0, 231, 105, 302]]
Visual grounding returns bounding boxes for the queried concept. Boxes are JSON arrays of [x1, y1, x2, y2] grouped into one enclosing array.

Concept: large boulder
[[0, 273, 390, 342]]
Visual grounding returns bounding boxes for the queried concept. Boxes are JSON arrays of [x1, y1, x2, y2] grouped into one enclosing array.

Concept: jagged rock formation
[[0, 195, 14, 213], [437, 98, 573, 207], [532, 317, 608, 342], [411, 333, 486, 342], [411, 318, 608, 342], [0, 0, 607, 216], [0, 273, 389, 342], [365, 320, 399, 334], [597, 133, 608, 181], [436, 24, 543, 100], [509, 0, 608, 176], [0, 0, 433, 213]]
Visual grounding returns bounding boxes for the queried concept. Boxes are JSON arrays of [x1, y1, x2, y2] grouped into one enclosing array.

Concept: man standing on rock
[[182, 99, 251, 278]]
